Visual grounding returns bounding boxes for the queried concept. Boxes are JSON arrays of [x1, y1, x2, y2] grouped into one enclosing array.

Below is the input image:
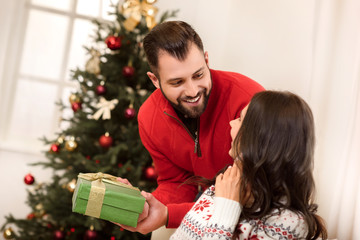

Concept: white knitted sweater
[[170, 185, 308, 240]]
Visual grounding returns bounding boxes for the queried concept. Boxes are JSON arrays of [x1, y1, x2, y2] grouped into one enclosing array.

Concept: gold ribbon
[[79, 172, 118, 182], [120, 0, 158, 31], [78, 172, 140, 190], [78, 172, 140, 218], [92, 97, 119, 120]]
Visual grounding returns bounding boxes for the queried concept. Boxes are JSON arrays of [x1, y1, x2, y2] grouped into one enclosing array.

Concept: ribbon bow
[[78, 172, 117, 182], [78, 172, 139, 190], [92, 97, 119, 120], [120, 0, 158, 31]]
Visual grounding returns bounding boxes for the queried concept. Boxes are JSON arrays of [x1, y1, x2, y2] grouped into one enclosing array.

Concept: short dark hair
[[143, 21, 204, 76]]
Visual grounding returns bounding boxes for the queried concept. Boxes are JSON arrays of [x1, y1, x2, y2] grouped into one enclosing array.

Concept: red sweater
[[138, 69, 264, 228]]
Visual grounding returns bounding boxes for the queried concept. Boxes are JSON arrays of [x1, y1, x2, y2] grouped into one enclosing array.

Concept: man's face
[[148, 43, 212, 118]]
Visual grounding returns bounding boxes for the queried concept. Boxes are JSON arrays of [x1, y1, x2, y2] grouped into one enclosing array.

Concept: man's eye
[[193, 73, 203, 79], [171, 80, 182, 86]]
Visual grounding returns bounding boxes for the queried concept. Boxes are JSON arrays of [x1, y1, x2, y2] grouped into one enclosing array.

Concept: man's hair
[[143, 21, 204, 76]]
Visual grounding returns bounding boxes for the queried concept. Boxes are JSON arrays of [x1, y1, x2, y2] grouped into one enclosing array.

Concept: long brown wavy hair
[[188, 91, 327, 239]]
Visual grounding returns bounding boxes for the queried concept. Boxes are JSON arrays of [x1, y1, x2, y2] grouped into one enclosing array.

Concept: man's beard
[[161, 87, 211, 118]]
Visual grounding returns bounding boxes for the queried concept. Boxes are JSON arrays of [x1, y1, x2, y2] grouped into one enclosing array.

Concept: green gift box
[[72, 173, 145, 227]]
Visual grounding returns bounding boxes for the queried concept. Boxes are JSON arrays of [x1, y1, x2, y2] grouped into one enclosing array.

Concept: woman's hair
[[143, 21, 204, 77], [187, 90, 327, 239], [232, 90, 327, 239]]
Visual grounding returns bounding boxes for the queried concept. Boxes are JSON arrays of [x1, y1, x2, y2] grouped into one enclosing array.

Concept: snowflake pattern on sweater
[[170, 185, 308, 240]]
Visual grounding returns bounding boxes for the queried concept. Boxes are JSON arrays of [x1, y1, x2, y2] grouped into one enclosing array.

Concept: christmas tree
[[1, 1, 177, 239]]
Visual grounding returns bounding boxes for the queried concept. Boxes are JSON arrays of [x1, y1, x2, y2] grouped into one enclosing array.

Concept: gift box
[[72, 173, 145, 227]]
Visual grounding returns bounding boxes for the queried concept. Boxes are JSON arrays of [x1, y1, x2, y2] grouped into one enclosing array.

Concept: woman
[[170, 91, 327, 240]]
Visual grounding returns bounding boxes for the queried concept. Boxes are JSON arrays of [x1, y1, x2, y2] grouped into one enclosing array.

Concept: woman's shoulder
[[238, 209, 308, 239], [268, 208, 307, 226]]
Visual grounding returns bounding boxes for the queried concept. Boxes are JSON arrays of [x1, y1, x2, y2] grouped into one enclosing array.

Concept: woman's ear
[[147, 72, 160, 89], [242, 186, 254, 207]]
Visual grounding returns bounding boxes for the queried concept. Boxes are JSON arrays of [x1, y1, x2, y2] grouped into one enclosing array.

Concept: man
[[116, 21, 264, 234]]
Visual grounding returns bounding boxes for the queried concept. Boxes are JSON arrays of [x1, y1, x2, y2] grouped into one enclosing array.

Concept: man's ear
[[204, 51, 209, 67], [147, 72, 160, 89]]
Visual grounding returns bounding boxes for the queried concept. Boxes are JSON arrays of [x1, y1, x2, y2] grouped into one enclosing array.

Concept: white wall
[[0, 1, 17, 114], [159, 0, 315, 96]]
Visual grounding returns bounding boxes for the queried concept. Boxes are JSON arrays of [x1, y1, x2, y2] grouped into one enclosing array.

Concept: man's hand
[[116, 177, 132, 186], [114, 177, 167, 234], [113, 191, 168, 234], [116, 177, 149, 222]]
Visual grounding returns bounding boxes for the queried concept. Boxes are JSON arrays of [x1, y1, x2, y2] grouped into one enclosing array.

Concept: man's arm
[[138, 119, 198, 227], [113, 191, 195, 234], [138, 118, 198, 202]]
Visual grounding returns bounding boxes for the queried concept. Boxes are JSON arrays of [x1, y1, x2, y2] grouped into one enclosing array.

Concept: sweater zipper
[[195, 118, 201, 156], [164, 111, 202, 157]]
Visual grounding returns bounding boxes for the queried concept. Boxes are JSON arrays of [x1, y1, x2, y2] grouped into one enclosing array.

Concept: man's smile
[[184, 95, 201, 103]]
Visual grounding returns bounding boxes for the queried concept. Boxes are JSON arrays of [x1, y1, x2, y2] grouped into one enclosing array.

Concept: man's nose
[[184, 80, 198, 97]]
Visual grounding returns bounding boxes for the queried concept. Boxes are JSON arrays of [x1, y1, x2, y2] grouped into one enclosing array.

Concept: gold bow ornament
[[92, 97, 119, 120], [77, 172, 140, 218], [120, 0, 158, 31]]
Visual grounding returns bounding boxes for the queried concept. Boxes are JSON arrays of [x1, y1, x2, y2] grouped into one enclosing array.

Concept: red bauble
[[24, 173, 35, 185], [53, 230, 65, 240], [105, 36, 122, 50], [71, 102, 82, 112], [99, 134, 113, 148], [124, 107, 136, 119], [95, 85, 107, 95], [144, 166, 157, 181], [27, 213, 36, 220], [84, 229, 98, 240], [50, 143, 60, 153], [122, 66, 135, 78]]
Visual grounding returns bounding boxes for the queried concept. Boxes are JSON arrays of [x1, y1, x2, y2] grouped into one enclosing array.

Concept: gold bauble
[[3, 227, 15, 239], [65, 139, 78, 151], [66, 179, 77, 192], [56, 135, 65, 144], [34, 182, 44, 190], [34, 203, 45, 217], [35, 203, 43, 211], [69, 94, 81, 104], [137, 89, 148, 96]]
